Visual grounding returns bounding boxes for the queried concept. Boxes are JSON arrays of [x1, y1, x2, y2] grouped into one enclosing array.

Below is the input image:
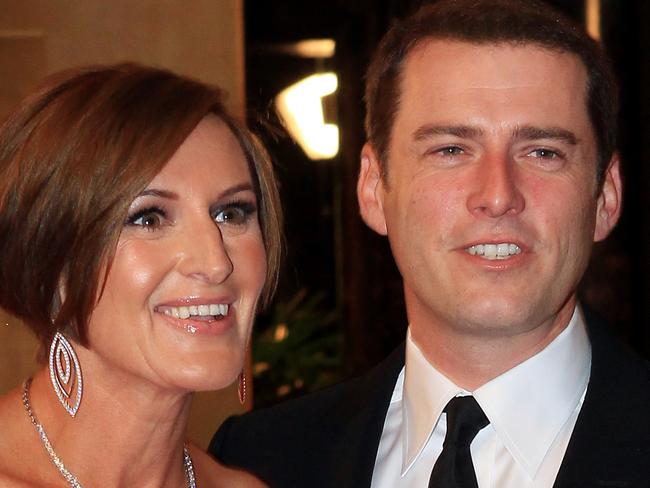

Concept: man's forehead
[[396, 38, 589, 116], [404, 38, 586, 77]]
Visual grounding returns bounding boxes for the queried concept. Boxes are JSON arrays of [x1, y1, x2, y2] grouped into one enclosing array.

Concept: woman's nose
[[177, 220, 234, 284]]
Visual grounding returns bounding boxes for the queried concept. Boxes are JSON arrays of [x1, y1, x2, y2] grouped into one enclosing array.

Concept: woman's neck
[[26, 356, 193, 488]]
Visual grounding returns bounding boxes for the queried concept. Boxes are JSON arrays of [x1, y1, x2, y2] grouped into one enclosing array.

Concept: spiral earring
[[237, 370, 246, 405], [48, 332, 83, 417]]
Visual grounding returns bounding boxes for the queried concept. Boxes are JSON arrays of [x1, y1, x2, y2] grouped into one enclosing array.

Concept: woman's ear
[[358, 143, 388, 236], [53, 274, 67, 319]]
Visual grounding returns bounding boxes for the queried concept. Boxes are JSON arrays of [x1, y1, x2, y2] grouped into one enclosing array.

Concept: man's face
[[359, 40, 621, 342]]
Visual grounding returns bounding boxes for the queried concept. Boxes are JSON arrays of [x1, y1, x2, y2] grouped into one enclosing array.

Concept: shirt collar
[[402, 306, 591, 477], [402, 330, 466, 473]]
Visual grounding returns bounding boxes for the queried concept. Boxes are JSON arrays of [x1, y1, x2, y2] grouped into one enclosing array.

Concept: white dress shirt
[[371, 307, 591, 487]]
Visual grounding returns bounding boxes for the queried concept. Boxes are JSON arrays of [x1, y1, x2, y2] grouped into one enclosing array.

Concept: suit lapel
[[327, 344, 405, 488], [553, 313, 650, 487]]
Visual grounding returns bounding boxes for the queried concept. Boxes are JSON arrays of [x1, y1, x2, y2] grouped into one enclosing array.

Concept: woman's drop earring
[[48, 331, 83, 417], [237, 370, 246, 405]]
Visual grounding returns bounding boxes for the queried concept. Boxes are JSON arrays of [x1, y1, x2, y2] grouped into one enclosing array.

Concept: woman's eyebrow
[[136, 189, 179, 200], [220, 182, 255, 198], [135, 182, 254, 201]]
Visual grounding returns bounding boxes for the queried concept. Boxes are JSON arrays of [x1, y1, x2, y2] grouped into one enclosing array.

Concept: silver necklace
[[22, 378, 197, 488]]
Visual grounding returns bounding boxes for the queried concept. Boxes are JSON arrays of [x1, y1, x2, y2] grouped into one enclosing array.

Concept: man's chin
[[448, 301, 546, 337]]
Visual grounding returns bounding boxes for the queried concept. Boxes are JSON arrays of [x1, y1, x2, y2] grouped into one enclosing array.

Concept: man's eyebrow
[[411, 124, 580, 146], [513, 126, 579, 145], [412, 124, 484, 142]]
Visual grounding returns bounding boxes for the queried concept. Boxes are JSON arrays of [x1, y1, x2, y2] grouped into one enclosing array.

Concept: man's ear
[[357, 142, 388, 236], [593, 153, 623, 242]]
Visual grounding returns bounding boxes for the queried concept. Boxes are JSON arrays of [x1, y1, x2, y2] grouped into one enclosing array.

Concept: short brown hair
[[364, 0, 619, 185], [0, 63, 282, 348]]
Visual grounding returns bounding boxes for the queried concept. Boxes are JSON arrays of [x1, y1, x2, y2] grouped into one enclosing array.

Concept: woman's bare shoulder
[[0, 386, 24, 452], [0, 471, 41, 488], [189, 444, 267, 488], [0, 387, 46, 487]]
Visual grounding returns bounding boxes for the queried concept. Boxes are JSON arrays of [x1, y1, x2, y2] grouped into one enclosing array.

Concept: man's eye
[[437, 146, 464, 156], [529, 148, 559, 159]]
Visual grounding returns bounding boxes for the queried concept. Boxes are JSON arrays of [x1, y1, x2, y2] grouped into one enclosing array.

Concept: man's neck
[[409, 301, 577, 390]]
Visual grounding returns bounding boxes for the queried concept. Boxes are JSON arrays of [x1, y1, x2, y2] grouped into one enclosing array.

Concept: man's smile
[[466, 243, 522, 260]]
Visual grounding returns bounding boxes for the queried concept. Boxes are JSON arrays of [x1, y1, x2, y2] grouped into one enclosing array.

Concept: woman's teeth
[[158, 304, 229, 320], [466, 243, 521, 260]]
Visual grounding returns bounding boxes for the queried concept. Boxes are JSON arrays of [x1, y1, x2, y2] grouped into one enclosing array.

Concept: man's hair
[[364, 0, 619, 185], [0, 64, 282, 349]]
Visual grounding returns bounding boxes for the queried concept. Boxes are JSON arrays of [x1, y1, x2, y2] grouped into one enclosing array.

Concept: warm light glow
[[259, 39, 336, 58], [586, 0, 601, 40], [274, 323, 289, 342], [276, 73, 339, 160], [293, 39, 336, 58], [253, 362, 270, 375]]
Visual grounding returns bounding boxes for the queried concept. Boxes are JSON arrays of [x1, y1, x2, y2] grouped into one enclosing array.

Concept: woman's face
[[86, 115, 267, 392]]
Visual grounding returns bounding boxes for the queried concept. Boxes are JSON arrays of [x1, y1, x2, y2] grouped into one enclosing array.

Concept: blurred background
[[1, 0, 648, 443]]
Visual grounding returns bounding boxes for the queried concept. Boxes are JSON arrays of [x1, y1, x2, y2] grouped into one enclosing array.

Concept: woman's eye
[[214, 202, 255, 226], [126, 208, 165, 230]]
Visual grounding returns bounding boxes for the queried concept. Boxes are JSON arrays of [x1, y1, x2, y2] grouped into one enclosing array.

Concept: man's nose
[[466, 151, 525, 219], [177, 219, 234, 284]]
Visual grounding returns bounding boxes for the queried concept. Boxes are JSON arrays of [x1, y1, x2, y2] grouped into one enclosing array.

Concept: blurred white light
[[275, 73, 339, 160]]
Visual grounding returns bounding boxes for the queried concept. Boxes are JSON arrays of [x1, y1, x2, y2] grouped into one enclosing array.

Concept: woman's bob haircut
[[0, 63, 282, 348]]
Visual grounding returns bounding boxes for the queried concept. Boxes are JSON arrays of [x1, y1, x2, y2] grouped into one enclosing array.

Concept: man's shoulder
[[212, 343, 404, 443], [556, 312, 650, 486], [209, 344, 405, 487], [217, 370, 373, 436], [585, 310, 650, 420], [586, 309, 650, 392]]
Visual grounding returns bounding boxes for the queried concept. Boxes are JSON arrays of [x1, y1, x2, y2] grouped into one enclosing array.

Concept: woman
[[0, 64, 281, 487]]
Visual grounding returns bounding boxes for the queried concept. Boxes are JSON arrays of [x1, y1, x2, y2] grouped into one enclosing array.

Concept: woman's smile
[[155, 297, 236, 335]]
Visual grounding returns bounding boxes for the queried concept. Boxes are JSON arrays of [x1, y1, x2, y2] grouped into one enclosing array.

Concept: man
[[210, 1, 650, 486]]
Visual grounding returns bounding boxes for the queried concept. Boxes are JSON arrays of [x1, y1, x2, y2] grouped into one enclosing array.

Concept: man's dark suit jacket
[[210, 314, 650, 487]]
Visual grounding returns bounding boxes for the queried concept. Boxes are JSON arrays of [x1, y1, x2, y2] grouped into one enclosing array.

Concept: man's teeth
[[159, 304, 229, 319], [466, 243, 521, 260]]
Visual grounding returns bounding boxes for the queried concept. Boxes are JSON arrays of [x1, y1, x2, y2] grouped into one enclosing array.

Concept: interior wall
[[0, 0, 245, 449]]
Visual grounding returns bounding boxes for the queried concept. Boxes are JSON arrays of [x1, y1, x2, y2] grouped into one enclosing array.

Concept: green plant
[[252, 288, 343, 407]]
